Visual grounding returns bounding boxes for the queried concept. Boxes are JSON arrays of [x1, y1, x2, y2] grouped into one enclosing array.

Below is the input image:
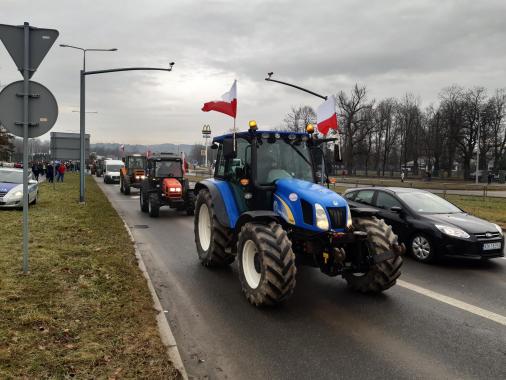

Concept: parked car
[[0, 168, 38, 208], [343, 187, 504, 262]]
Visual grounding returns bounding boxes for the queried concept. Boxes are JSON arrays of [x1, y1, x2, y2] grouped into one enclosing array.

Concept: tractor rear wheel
[[148, 193, 160, 218], [140, 187, 149, 212], [120, 178, 125, 193], [343, 216, 403, 293], [237, 222, 296, 306], [194, 189, 234, 267]]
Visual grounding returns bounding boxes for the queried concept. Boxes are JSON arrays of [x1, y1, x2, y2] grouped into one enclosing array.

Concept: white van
[[103, 159, 124, 184]]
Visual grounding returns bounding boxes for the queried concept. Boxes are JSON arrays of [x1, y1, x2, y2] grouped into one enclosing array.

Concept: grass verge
[[0, 173, 178, 379]]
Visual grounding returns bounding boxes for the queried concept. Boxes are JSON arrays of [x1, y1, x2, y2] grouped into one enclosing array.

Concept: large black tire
[[194, 189, 234, 267], [344, 216, 403, 293], [120, 178, 125, 193], [140, 187, 149, 212], [148, 193, 160, 218], [186, 191, 196, 216], [237, 221, 297, 306], [123, 178, 131, 195]]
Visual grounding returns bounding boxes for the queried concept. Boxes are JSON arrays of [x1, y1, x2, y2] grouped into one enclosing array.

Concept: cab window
[[355, 190, 375, 205], [375, 191, 401, 210]]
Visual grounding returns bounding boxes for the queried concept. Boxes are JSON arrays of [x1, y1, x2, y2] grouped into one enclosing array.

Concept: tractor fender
[[195, 180, 236, 228], [234, 211, 281, 234]]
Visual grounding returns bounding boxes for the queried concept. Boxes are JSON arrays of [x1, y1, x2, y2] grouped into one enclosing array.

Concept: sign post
[[0, 22, 59, 273]]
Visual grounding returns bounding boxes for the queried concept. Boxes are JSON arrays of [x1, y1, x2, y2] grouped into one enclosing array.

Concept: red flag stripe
[[202, 98, 237, 118], [317, 113, 338, 135]]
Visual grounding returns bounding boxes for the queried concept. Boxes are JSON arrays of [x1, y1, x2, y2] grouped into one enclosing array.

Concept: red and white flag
[[202, 80, 237, 118], [317, 95, 338, 135]]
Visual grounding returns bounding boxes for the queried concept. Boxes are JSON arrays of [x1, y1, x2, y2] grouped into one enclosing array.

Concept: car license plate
[[483, 242, 502, 251]]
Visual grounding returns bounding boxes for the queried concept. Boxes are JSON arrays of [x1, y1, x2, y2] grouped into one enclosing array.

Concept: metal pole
[[476, 123, 480, 185], [79, 69, 85, 203], [22, 22, 30, 273]]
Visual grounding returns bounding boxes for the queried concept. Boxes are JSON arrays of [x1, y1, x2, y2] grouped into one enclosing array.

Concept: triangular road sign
[[0, 23, 59, 79]]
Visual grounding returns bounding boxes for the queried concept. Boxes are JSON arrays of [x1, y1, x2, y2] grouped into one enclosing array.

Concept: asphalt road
[[96, 178, 506, 380]]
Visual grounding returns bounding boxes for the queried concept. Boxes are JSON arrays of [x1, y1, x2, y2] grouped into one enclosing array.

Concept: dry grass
[[0, 174, 179, 379]]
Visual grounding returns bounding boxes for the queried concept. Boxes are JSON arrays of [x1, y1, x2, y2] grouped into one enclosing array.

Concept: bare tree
[[282, 105, 316, 132]]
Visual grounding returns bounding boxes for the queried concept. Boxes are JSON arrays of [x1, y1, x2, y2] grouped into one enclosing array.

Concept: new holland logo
[[333, 200, 339, 206]]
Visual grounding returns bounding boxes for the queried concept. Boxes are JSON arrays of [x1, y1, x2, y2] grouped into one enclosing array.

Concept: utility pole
[[476, 122, 480, 184]]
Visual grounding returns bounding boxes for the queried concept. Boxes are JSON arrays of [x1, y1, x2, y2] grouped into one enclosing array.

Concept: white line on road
[[397, 280, 506, 327]]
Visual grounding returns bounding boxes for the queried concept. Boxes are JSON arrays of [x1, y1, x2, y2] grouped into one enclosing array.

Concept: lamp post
[[60, 44, 117, 203], [61, 43, 174, 202], [202, 124, 211, 167]]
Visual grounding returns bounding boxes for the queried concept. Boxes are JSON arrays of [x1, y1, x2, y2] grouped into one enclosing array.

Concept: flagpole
[[233, 117, 236, 152]]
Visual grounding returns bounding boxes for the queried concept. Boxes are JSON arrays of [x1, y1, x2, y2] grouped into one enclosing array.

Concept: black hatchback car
[[343, 187, 504, 262]]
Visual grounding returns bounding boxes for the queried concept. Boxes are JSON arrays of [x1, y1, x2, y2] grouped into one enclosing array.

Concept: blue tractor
[[194, 121, 404, 306]]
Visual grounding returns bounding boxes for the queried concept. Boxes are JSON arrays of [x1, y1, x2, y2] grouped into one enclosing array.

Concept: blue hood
[[273, 178, 348, 232], [0, 182, 19, 193]]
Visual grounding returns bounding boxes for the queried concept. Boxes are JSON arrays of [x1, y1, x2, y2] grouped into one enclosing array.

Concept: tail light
[[162, 178, 183, 198]]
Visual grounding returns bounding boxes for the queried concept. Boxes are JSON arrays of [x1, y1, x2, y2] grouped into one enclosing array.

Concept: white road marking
[[397, 280, 506, 327]]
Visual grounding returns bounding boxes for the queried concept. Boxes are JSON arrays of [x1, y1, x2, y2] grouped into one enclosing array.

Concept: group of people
[[30, 160, 79, 183]]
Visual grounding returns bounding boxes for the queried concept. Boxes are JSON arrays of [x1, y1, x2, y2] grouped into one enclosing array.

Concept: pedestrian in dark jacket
[[32, 163, 39, 181], [46, 163, 54, 183]]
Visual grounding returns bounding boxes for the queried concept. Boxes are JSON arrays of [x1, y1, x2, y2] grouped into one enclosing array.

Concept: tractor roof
[[213, 130, 309, 143]]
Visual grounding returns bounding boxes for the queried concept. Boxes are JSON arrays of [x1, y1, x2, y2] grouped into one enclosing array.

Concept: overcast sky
[[1, 0, 505, 145]]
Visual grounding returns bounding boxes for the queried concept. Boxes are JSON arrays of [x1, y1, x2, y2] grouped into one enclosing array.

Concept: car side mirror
[[390, 206, 403, 214], [223, 138, 237, 159]]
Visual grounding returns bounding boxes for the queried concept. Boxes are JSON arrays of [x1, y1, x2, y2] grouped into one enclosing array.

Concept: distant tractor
[[120, 154, 147, 195], [139, 153, 195, 217], [194, 121, 405, 307], [95, 158, 105, 177]]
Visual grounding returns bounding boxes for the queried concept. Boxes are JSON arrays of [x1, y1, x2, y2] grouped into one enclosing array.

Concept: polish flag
[[202, 80, 237, 118], [317, 95, 338, 135]]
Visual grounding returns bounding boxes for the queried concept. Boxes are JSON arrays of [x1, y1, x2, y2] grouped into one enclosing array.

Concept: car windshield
[[156, 160, 182, 177], [257, 137, 313, 184], [397, 192, 462, 214], [106, 165, 123, 172], [0, 169, 23, 183]]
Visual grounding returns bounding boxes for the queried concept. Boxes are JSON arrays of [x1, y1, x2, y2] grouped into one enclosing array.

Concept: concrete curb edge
[[122, 220, 188, 379]]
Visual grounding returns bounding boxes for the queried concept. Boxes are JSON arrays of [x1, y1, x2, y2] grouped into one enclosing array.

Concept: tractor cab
[[210, 122, 347, 232], [120, 154, 147, 195], [139, 153, 195, 217]]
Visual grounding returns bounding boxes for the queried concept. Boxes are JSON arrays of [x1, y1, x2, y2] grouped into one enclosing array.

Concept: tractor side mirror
[[211, 142, 219, 150], [330, 141, 342, 163], [223, 138, 237, 159]]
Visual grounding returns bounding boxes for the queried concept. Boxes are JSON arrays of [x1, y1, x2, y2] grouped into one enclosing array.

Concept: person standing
[[46, 162, 54, 183], [32, 162, 40, 181], [401, 170, 405, 183], [57, 162, 66, 182]]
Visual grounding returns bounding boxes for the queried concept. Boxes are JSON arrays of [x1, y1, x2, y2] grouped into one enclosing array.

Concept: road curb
[[122, 218, 188, 380]]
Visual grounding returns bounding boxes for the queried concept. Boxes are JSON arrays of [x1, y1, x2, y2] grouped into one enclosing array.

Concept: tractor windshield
[[156, 160, 182, 178], [257, 138, 314, 184], [128, 157, 145, 169]]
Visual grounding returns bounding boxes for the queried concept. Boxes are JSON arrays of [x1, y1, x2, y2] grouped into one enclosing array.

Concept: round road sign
[[0, 80, 58, 138]]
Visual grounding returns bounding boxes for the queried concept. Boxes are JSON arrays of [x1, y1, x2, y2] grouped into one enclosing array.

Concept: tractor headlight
[[315, 203, 330, 231], [435, 224, 470, 239], [346, 204, 353, 228]]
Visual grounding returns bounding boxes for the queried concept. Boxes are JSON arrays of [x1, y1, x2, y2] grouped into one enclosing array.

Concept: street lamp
[[60, 44, 117, 203]]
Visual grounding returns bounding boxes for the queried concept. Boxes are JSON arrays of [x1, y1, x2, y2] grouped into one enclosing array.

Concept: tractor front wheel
[[148, 193, 160, 218], [140, 187, 149, 213], [194, 189, 234, 266], [343, 216, 403, 293], [237, 222, 297, 306]]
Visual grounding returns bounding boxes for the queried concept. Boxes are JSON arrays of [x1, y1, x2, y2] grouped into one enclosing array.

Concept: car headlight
[[435, 224, 470, 239], [12, 191, 23, 198], [315, 203, 330, 231], [346, 204, 353, 228], [493, 223, 503, 236]]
